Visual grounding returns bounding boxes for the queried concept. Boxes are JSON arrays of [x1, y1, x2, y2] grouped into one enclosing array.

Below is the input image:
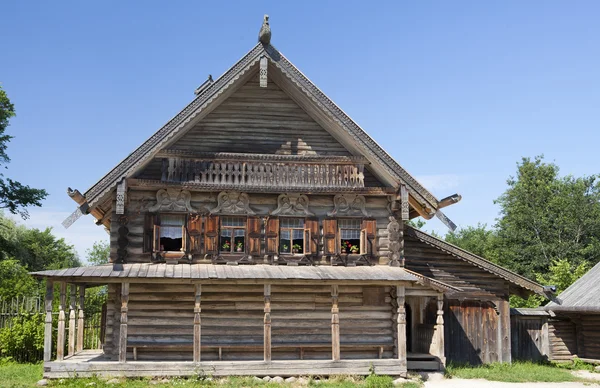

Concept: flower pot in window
[[236, 247, 243, 252]]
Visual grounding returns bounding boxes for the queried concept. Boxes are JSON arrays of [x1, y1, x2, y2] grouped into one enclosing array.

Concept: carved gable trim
[[210, 191, 255, 215], [148, 189, 196, 213], [271, 193, 314, 216], [327, 194, 369, 217]]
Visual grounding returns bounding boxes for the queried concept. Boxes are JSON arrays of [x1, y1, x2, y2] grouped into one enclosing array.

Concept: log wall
[[103, 283, 396, 362], [580, 313, 600, 360], [548, 318, 577, 361]]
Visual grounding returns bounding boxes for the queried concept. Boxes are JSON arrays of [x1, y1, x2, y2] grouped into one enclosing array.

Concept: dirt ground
[[419, 371, 600, 388]]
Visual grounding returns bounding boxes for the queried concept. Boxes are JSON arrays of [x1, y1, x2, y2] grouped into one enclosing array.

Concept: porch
[[33, 264, 453, 379], [45, 350, 441, 378]]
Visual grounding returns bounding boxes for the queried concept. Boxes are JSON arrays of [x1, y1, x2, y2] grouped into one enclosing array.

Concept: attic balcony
[[154, 151, 370, 191]]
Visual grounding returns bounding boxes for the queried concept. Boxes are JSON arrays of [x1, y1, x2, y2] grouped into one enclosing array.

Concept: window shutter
[[305, 218, 319, 255], [303, 228, 311, 254], [153, 224, 161, 252], [247, 216, 262, 255], [181, 225, 188, 252], [204, 215, 219, 254], [361, 219, 377, 256], [360, 229, 367, 255], [143, 213, 157, 253], [323, 219, 338, 255], [265, 217, 279, 254], [187, 215, 202, 253]]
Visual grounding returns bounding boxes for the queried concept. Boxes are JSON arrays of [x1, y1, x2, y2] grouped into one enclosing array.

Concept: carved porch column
[[430, 293, 446, 366], [43, 281, 54, 362], [331, 285, 340, 361], [76, 285, 85, 353], [264, 284, 272, 362], [193, 284, 202, 363], [68, 285, 76, 356], [396, 285, 407, 373], [56, 282, 67, 361], [119, 282, 129, 363]]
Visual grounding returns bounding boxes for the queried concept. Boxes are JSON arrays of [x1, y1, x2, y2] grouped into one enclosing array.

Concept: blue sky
[[2, 1, 600, 261]]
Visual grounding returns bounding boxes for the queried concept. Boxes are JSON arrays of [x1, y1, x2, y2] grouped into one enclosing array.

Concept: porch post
[[193, 284, 202, 363], [76, 285, 85, 353], [119, 282, 129, 363], [331, 284, 340, 361], [396, 285, 407, 372], [68, 284, 76, 356], [432, 293, 445, 365], [56, 282, 67, 361], [43, 281, 54, 362], [264, 284, 272, 362]]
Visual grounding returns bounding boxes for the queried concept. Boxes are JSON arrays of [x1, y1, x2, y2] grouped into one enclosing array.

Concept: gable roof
[[80, 43, 440, 215], [405, 225, 546, 296], [546, 261, 600, 312]]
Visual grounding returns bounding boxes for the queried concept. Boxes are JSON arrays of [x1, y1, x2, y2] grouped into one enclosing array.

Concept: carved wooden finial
[[258, 15, 271, 45]]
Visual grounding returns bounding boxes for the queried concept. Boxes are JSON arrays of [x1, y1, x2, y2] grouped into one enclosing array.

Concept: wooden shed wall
[[510, 314, 548, 362], [548, 318, 577, 361], [579, 314, 600, 360], [103, 283, 395, 361], [444, 300, 500, 365]]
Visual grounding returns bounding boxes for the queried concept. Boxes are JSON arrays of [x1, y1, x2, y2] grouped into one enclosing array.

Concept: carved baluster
[[397, 285, 407, 372], [161, 158, 168, 181], [264, 284, 272, 362], [77, 285, 85, 353], [57, 282, 66, 361], [43, 281, 54, 362], [119, 283, 129, 363], [68, 284, 76, 356], [167, 158, 175, 181], [242, 162, 247, 185], [193, 284, 202, 363], [358, 164, 365, 187], [331, 285, 340, 361]]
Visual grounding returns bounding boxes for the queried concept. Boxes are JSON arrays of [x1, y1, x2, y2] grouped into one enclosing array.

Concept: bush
[[0, 313, 44, 362]]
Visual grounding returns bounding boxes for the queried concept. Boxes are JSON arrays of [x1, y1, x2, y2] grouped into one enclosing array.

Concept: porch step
[[407, 353, 441, 371]]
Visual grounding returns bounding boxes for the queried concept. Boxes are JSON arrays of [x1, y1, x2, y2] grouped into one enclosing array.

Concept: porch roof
[[31, 263, 458, 291]]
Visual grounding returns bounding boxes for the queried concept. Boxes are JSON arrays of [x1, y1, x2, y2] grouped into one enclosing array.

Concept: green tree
[[494, 156, 600, 279], [0, 259, 38, 299], [86, 240, 110, 266], [445, 223, 499, 262], [0, 86, 47, 219]]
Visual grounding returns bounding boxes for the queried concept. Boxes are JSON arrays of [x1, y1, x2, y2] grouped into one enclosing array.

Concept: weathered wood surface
[[68, 285, 76, 356], [548, 318, 578, 361], [43, 281, 54, 362], [103, 283, 400, 362], [57, 282, 66, 361], [580, 314, 600, 360], [77, 285, 85, 353], [510, 314, 548, 361], [444, 299, 499, 365]]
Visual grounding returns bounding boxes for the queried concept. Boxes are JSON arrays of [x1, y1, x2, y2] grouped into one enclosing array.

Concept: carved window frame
[[152, 212, 188, 254], [338, 218, 366, 256], [219, 216, 247, 255], [278, 217, 311, 256]]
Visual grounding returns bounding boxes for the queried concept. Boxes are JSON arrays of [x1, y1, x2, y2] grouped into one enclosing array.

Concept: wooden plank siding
[[510, 314, 548, 362], [102, 283, 397, 362], [134, 74, 383, 187]]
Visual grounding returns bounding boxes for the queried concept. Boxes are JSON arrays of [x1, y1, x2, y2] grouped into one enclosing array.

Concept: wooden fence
[[0, 296, 105, 361]]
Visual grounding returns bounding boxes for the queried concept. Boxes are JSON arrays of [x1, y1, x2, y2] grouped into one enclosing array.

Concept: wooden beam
[[68, 284, 76, 356], [264, 284, 272, 362], [498, 299, 511, 363], [193, 284, 202, 363], [331, 285, 340, 361], [408, 195, 434, 220], [396, 285, 407, 372], [43, 281, 54, 362], [77, 285, 85, 353], [430, 293, 445, 366], [56, 282, 66, 361], [119, 282, 130, 363], [438, 194, 462, 210]]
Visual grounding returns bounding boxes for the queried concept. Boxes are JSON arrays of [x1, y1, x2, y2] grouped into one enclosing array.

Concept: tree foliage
[[85, 240, 110, 266], [445, 223, 499, 263], [494, 156, 600, 279], [0, 86, 47, 219]]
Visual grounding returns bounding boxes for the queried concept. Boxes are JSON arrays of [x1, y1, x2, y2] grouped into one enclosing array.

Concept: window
[[339, 219, 362, 254], [280, 218, 305, 254], [154, 214, 186, 252], [220, 217, 246, 253]]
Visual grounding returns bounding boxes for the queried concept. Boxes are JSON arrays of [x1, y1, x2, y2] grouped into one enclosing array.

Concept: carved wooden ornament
[[387, 216, 402, 267], [148, 189, 196, 213], [210, 191, 255, 215], [271, 193, 314, 216], [327, 194, 369, 217]]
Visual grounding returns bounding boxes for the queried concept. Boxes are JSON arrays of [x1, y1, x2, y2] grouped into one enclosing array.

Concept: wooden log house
[[32, 18, 549, 378]]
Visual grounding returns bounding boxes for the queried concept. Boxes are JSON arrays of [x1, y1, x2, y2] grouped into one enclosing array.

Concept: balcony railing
[[158, 152, 366, 188]]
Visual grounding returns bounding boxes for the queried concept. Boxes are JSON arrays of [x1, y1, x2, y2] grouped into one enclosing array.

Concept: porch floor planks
[[45, 350, 440, 378]]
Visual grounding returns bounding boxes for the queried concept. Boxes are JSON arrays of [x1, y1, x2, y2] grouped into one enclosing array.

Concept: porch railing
[[159, 153, 366, 188]]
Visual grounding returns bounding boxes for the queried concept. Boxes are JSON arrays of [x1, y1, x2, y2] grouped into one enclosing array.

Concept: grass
[[0, 362, 422, 388], [445, 360, 597, 383]]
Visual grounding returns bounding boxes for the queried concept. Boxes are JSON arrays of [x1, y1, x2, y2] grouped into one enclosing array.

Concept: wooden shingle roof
[[31, 263, 458, 292], [546, 261, 600, 312]]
